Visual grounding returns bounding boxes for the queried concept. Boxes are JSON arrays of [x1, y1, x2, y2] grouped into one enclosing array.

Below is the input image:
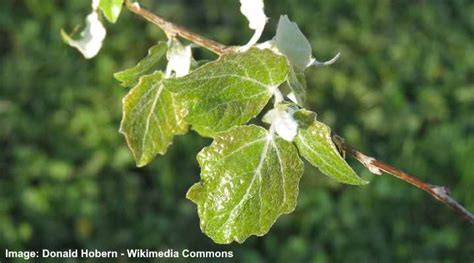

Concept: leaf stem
[[332, 135, 474, 225], [124, 0, 232, 55]]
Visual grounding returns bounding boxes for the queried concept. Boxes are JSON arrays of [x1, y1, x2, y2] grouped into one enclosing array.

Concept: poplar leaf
[[294, 114, 367, 185], [275, 15, 312, 70], [114, 42, 168, 87], [287, 66, 307, 106], [99, 0, 124, 23], [263, 104, 298, 142], [187, 125, 304, 244], [166, 39, 193, 78], [165, 48, 289, 137], [240, 0, 268, 50], [275, 15, 340, 69], [120, 71, 188, 167], [92, 0, 100, 10], [61, 11, 106, 59], [273, 112, 298, 142]]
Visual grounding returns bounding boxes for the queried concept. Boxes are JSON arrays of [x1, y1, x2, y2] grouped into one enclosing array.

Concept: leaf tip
[[99, 0, 124, 24], [135, 158, 149, 168], [186, 183, 204, 203], [348, 177, 370, 186]]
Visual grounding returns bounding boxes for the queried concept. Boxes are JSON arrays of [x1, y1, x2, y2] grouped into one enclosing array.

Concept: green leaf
[[120, 71, 188, 167], [165, 48, 289, 137], [293, 108, 316, 129], [99, 0, 124, 23], [287, 66, 307, 106], [187, 125, 304, 244], [114, 42, 168, 87], [294, 115, 367, 185]]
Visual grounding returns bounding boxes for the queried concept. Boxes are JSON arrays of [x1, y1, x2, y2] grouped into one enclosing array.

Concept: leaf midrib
[[216, 136, 271, 238]]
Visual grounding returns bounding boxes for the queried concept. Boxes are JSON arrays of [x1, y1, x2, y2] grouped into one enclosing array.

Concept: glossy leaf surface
[[99, 0, 124, 23], [165, 48, 289, 137], [294, 115, 367, 185], [188, 125, 304, 243], [120, 71, 187, 167], [114, 42, 168, 87]]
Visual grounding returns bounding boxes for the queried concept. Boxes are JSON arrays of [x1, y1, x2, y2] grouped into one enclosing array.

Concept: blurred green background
[[1, 0, 473, 262]]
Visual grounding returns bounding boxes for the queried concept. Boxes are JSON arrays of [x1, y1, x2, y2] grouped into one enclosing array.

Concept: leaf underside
[[120, 71, 188, 167], [275, 15, 313, 70], [187, 125, 304, 244], [287, 66, 307, 106], [294, 118, 367, 185], [165, 48, 289, 137]]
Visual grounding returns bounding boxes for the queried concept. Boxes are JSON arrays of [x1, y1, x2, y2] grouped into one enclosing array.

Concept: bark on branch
[[333, 135, 474, 225], [124, 0, 232, 55]]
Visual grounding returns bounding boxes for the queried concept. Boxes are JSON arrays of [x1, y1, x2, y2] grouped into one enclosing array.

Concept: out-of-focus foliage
[[0, 0, 473, 262]]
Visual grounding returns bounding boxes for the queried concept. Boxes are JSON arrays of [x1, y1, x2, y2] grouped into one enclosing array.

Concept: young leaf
[[292, 108, 316, 128], [120, 71, 188, 167], [239, 0, 268, 50], [165, 38, 193, 78], [275, 15, 312, 70], [114, 42, 168, 87], [263, 103, 298, 142], [275, 15, 340, 69], [99, 0, 124, 23], [165, 48, 289, 137], [61, 11, 106, 59], [187, 125, 304, 244], [294, 114, 367, 185]]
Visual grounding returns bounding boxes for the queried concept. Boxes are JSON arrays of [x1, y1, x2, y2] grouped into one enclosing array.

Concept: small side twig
[[333, 135, 474, 224], [124, 0, 232, 55]]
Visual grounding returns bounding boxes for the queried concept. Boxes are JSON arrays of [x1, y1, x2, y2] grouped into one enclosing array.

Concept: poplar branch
[[124, 0, 232, 55], [123, 0, 473, 226], [332, 135, 474, 225]]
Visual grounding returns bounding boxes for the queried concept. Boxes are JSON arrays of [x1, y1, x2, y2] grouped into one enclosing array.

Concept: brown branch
[[124, 0, 232, 55], [333, 135, 474, 225]]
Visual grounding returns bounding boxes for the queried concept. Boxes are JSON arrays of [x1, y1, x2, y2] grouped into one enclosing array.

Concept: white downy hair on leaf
[[165, 38, 192, 78], [61, 0, 106, 59], [275, 15, 340, 69], [312, 52, 341, 67], [240, 0, 268, 51], [263, 107, 298, 142], [262, 109, 277, 125], [275, 15, 312, 70], [92, 0, 99, 9], [256, 40, 281, 54], [287, 92, 298, 104]]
